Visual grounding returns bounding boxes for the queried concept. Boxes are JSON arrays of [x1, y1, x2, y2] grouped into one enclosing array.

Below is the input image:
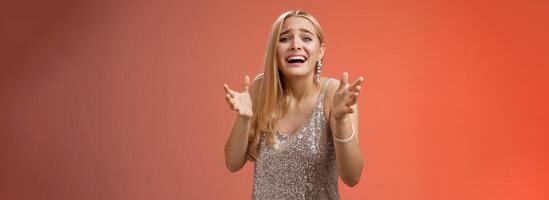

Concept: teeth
[[287, 56, 306, 61]]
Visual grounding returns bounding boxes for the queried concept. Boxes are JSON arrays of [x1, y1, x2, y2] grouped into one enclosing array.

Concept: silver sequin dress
[[252, 79, 340, 200]]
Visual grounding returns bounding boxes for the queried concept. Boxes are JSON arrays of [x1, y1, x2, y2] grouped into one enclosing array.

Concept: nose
[[290, 38, 302, 50]]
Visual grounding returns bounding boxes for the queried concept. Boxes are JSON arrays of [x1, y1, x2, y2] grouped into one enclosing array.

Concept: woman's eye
[[279, 37, 289, 42], [303, 37, 313, 42]]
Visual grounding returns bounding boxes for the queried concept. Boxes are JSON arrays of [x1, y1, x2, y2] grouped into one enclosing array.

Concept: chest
[[277, 103, 317, 135], [259, 109, 334, 165], [277, 101, 332, 136]]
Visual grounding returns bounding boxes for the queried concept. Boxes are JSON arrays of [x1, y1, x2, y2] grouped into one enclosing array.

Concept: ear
[[319, 43, 326, 60]]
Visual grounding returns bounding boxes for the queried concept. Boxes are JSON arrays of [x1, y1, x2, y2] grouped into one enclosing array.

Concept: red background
[[1, 0, 548, 199]]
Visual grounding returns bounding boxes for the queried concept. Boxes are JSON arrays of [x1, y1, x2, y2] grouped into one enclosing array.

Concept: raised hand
[[224, 76, 253, 119], [332, 72, 364, 120]]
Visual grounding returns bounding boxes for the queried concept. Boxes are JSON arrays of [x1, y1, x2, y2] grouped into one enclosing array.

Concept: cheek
[[276, 45, 285, 58], [306, 47, 320, 59]]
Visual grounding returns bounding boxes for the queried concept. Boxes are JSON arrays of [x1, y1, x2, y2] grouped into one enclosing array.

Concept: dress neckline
[[277, 78, 330, 138]]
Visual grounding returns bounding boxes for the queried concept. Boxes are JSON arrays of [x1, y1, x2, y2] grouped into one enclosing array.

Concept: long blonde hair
[[247, 10, 325, 161]]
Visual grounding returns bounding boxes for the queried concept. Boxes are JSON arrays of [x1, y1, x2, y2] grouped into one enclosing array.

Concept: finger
[[243, 75, 250, 91], [346, 94, 359, 106], [339, 107, 354, 115], [343, 86, 360, 98], [224, 84, 236, 97], [347, 107, 354, 114], [348, 77, 363, 92], [352, 85, 362, 93], [228, 101, 235, 110], [228, 98, 236, 109], [231, 104, 237, 111], [338, 72, 349, 91], [225, 94, 232, 104], [345, 91, 360, 104]]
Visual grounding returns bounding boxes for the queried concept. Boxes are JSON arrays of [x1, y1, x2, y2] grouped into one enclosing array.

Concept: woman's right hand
[[224, 76, 253, 119]]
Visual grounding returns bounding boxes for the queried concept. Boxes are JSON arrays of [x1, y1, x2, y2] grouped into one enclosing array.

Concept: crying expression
[[277, 16, 324, 79]]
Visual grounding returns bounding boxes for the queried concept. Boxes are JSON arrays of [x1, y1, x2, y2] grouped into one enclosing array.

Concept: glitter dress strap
[[317, 78, 332, 107]]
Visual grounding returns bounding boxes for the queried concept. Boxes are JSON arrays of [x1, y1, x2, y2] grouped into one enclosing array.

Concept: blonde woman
[[224, 10, 364, 199]]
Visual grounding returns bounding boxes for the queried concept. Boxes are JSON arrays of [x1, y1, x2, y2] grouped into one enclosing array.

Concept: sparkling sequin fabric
[[252, 79, 340, 200]]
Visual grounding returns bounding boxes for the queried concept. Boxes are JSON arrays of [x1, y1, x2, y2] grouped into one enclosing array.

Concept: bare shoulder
[[323, 77, 340, 119], [325, 77, 340, 94], [249, 73, 264, 97], [252, 73, 264, 82]]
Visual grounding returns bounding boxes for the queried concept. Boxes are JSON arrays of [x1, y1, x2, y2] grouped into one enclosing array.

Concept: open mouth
[[286, 55, 307, 64]]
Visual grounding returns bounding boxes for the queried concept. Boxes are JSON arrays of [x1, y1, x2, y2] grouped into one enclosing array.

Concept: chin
[[278, 63, 313, 78], [280, 69, 311, 79]]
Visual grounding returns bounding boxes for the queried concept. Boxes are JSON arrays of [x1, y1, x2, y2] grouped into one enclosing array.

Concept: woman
[[223, 10, 364, 199]]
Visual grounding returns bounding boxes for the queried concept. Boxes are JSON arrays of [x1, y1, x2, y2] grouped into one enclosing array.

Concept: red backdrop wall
[[1, 0, 548, 199]]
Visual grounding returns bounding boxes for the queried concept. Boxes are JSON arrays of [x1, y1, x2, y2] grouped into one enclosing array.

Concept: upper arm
[[324, 78, 339, 120]]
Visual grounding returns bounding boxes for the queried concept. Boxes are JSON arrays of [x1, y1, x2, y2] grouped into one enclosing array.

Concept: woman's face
[[277, 16, 324, 80]]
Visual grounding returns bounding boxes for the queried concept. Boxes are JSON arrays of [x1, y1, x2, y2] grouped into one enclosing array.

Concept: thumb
[[338, 72, 349, 90], [243, 75, 250, 91]]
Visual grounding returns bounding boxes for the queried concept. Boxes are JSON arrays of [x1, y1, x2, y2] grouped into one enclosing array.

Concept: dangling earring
[[315, 60, 322, 84]]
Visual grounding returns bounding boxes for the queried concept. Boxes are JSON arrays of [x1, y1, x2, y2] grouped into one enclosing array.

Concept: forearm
[[224, 115, 251, 172], [331, 115, 363, 186]]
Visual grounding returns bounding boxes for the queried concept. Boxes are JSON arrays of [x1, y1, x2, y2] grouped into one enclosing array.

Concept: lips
[[286, 54, 307, 64]]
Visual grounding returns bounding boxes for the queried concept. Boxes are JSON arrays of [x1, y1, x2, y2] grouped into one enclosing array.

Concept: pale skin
[[224, 17, 364, 187]]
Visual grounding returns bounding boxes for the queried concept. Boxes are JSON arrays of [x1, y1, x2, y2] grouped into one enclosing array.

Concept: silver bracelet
[[333, 126, 355, 144]]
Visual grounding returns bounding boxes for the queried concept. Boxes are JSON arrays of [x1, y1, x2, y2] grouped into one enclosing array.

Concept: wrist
[[331, 114, 353, 138], [331, 113, 351, 123], [333, 126, 355, 144], [237, 114, 252, 121]]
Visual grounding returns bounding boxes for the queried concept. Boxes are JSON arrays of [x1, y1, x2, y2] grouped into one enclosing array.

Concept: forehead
[[280, 16, 316, 34]]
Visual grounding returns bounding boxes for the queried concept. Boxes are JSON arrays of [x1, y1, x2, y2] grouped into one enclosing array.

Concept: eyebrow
[[280, 28, 315, 36]]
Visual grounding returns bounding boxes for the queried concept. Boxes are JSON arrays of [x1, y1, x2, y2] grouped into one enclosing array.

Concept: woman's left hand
[[332, 72, 364, 120]]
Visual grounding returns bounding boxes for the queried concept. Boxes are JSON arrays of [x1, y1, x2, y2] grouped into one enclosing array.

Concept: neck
[[281, 74, 320, 103]]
